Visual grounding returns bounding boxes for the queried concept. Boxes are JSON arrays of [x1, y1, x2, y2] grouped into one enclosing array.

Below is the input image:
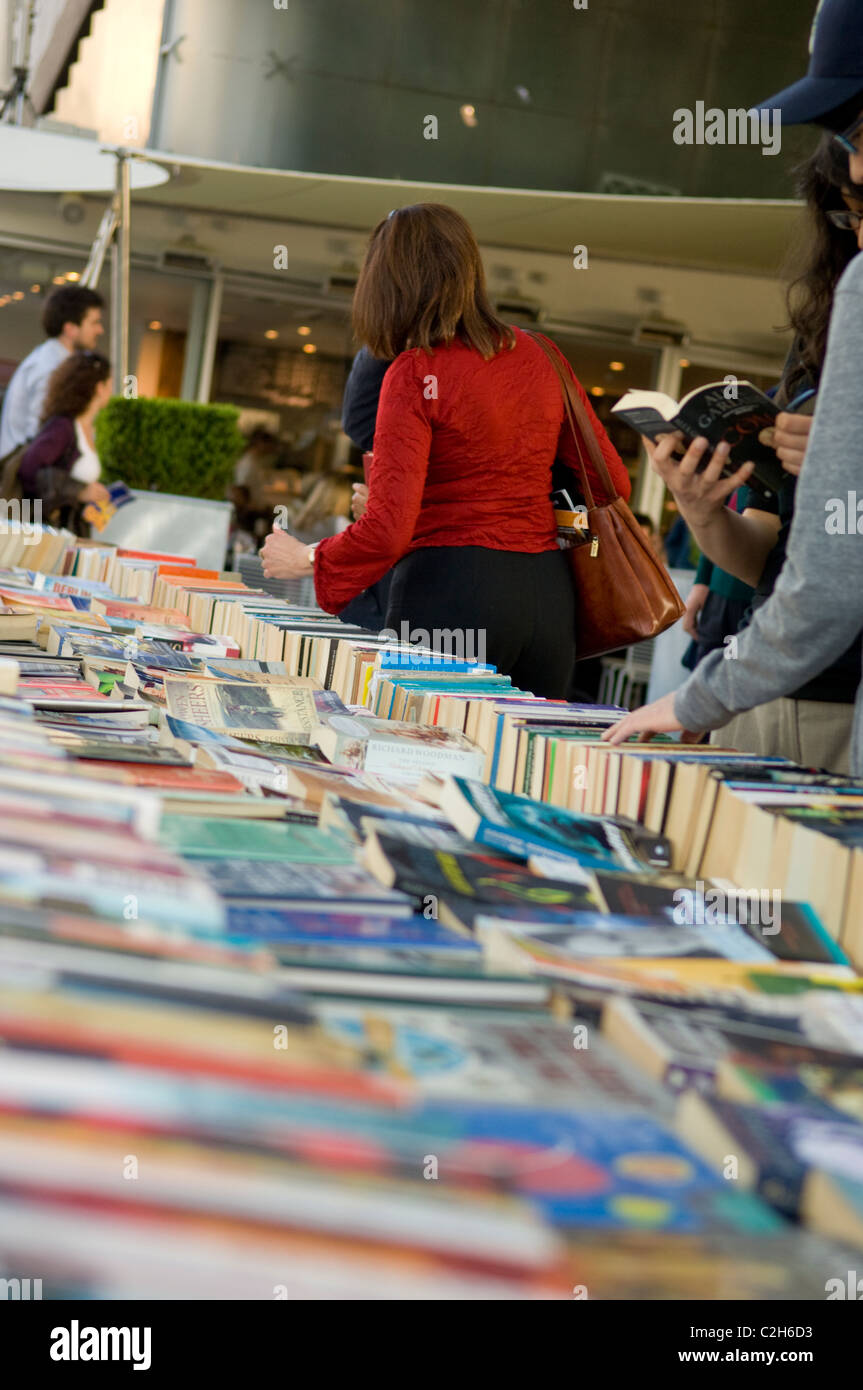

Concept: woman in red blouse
[[261, 204, 630, 696]]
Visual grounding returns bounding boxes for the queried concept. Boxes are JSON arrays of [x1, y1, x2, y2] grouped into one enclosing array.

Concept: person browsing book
[[17, 351, 112, 536], [260, 202, 630, 697], [611, 133, 863, 772], [604, 0, 863, 774]]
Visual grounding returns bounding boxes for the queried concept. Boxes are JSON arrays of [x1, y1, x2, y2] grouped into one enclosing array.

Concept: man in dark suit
[[337, 348, 394, 629]]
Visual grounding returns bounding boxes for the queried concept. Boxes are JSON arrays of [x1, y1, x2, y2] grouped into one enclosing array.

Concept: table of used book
[[1, 520, 863, 1301]]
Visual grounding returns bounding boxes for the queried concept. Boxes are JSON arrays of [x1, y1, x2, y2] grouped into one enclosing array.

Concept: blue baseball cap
[[754, 0, 863, 126]]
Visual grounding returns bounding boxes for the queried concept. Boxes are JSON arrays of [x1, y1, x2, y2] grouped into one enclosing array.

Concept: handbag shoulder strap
[[525, 329, 619, 507]]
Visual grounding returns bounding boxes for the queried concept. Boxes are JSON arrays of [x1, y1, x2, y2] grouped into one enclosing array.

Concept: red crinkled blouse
[[313, 327, 631, 614]]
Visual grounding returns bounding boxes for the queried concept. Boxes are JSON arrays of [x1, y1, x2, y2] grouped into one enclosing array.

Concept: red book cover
[[18, 680, 111, 701], [0, 588, 75, 610], [117, 549, 197, 565], [96, 602, 191, 626], [638, 762, 651, 822], [170, 580, 248, 593], [76, 763, 246, 792], [156, 565, 220, 580]]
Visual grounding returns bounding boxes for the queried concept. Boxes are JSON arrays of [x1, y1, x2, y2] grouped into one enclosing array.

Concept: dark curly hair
[[784, 133, 863, 395], [40, 350, 111, 423], [42, 285, 103, 339]]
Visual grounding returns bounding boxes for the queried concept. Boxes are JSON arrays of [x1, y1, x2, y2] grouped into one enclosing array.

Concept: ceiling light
[[11, 291, 23, 301], [52, 275, 65, 284], [679, 357, 691, 368], [65, 271, 81, 282], [459, 104, 478, 127], [297, 325, 311, 336], [590, 386, 605, 397], [302, 343, 317, 354], [264, 329, 278, 340], [148, 320, 162, 330], [609, 361, 625, 372]]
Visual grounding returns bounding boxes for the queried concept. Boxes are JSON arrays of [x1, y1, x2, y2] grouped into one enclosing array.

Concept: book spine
[[523, 731, 536, 797], [474, 819, 548, 861], [324, 637, 338, 691]]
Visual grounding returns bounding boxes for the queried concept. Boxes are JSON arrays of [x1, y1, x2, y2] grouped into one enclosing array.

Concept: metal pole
[[196, 270, 224, 403], [112, 148, 131, 395], [82, 201, 119, 290], [11, 0, 24, 124], [180, 280, 209, 401], [12, 0, 33, 126], [110, 237, 120, 393], [148, 0, 177, 152]]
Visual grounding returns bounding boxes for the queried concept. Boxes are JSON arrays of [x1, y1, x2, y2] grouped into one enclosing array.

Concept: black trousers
[[385, 545, 575, 699], [338, 571, 394, 631]]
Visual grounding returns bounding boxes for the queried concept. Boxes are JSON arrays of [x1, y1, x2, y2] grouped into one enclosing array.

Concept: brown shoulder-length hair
[[352, 203, 515, 360], [40, 350, 111, 424]]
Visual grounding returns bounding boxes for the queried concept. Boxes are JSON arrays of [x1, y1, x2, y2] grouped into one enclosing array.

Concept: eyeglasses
[[826, 207, 863, 231], [833, 112, 863, 155]]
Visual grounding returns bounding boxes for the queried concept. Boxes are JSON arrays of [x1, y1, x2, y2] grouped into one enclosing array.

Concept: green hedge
[[95, 397, 245, 500]]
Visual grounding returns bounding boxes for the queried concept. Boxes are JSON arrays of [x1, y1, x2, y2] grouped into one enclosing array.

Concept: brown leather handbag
[[527, 331, 685, 661]]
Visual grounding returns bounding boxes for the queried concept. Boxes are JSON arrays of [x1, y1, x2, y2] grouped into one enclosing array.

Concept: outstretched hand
[[260, 523, 311, 580], [601, 690, 688, 745]]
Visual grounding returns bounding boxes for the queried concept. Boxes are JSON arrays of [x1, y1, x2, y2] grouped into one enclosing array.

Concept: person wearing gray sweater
[[607, 0, 863, 771], [605, 246, 863, 775]]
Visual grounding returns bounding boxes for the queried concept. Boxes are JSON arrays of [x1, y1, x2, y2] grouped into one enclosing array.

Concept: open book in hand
[[82, 482, 135, 532], [611, 381, 786, 499]]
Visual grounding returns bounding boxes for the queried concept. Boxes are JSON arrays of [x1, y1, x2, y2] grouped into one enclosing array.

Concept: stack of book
[[0, 526, 861, 1300]]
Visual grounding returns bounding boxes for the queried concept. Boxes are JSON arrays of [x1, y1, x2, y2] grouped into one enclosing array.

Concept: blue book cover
[[446, 777, 665, 874], [224, 906, 478, 952], [163, 716, 251, 747], [26, 573, 115, 597], [107, 481, 135, 508], [414, 1102, 784, 1232], [378, 654, 498, 674], [104, 617, 147, 634], [377, 679, 514, 719]]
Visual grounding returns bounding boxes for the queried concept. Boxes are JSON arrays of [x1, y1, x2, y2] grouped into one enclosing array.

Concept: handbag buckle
[[589, 535, 599, 557]]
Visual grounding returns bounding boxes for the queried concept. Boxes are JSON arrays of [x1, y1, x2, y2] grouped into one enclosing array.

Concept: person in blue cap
[[605, 0, 863, 778], [752, 0, 863, 136]]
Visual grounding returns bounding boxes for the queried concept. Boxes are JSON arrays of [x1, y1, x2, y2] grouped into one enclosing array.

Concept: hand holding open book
[[638, 433, 755, 530], [764, 411, 814, 477], [612, 380, 792, 500]]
